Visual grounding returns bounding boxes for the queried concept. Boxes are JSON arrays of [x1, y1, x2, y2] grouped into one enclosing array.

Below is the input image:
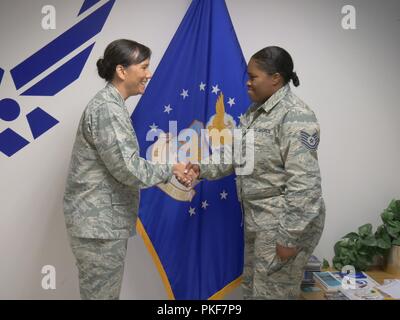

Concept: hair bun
[[96, 58, 107, 79], [291, 71, 300, 87]]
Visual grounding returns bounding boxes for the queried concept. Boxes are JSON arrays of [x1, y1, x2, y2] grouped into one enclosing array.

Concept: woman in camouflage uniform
[[64, 39, 188, 299], [186, 47, 325, 299]]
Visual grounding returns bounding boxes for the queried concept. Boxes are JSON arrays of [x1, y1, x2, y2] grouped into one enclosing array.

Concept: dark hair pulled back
[[96, 39, 151, 82], [252, 46, 300, 87]]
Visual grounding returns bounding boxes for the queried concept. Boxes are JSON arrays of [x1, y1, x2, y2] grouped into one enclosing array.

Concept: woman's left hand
[[276, 243, 299, 262]]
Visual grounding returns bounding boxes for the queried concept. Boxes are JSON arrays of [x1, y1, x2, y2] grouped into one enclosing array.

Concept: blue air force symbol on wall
[[0, 0, 115, 157], [300, 130, 320, 151]]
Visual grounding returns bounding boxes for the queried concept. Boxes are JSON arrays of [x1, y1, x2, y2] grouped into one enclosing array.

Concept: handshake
[[172, 162, 200, 188]]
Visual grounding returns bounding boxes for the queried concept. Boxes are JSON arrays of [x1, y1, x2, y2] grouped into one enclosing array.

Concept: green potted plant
[[332, 223, 378, 271], [331, 199, 400, 273], [377, 199, 400, 274]]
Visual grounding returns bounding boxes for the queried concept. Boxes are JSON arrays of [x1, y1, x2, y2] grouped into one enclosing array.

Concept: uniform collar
[[260, 84, 290, 114], [106, 82, 125, 106]]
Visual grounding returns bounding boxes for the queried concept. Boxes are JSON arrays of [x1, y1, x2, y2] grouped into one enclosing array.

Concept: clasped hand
[[172, 162, 200, 188]]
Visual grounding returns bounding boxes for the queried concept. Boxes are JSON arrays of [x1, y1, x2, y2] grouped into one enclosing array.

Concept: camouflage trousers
[[242, 226, 323, 300], [69, 236, 128, 300]]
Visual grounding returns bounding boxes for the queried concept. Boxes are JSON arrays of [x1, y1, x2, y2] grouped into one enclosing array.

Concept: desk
[[301, 268, 400, 300]]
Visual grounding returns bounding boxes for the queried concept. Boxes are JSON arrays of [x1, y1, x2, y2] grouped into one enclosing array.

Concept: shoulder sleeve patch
[[300, 130, 319, 151]]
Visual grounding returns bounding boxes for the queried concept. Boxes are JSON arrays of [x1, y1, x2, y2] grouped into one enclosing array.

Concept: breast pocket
[[252, 127, 276, 169], [253, 128, 274, 148]]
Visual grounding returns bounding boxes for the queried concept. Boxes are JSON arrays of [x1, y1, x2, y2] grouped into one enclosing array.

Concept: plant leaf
[[360, 237, 377, 247], [388, 199, 400, 215], [343, 232, 359, 241], [376, 238, 392, 249], [322, 259, 330, 269], [358, 224, 373, 237]]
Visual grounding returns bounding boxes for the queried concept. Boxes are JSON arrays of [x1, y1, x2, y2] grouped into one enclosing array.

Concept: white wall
[[0, 0, 399, 299]]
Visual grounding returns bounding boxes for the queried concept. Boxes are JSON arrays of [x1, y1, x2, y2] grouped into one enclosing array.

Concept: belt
[[241, 186, 285, 201]]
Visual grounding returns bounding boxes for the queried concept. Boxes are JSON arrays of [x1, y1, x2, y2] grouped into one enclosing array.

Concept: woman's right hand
[[174, 163, 201, 188], [184, 162, 200, 179]]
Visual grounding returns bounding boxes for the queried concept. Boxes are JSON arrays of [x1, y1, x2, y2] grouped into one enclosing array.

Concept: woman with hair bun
[[63, 39, 191, 300], [186, 46, 325, 299]]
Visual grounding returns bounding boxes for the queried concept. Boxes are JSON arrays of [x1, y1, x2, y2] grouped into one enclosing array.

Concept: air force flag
[[132, 0, 250, 299]]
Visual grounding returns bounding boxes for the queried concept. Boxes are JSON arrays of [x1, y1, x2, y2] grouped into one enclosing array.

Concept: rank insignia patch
[[300, 131, 319, 151]]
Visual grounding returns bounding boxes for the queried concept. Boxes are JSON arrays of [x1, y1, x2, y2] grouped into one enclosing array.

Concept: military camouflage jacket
[[200, 84, 325, 248], [64, 83, 172, 239]]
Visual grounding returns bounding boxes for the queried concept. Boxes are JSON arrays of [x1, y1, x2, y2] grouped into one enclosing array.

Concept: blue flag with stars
[[132, 0, 250, 300]]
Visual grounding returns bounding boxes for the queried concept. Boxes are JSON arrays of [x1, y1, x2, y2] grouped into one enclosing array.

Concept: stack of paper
[[315, 271, 385, 300], [377, 279, 400, 299], [313, 271, 342, 291], [302, 255, 322, 287]]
